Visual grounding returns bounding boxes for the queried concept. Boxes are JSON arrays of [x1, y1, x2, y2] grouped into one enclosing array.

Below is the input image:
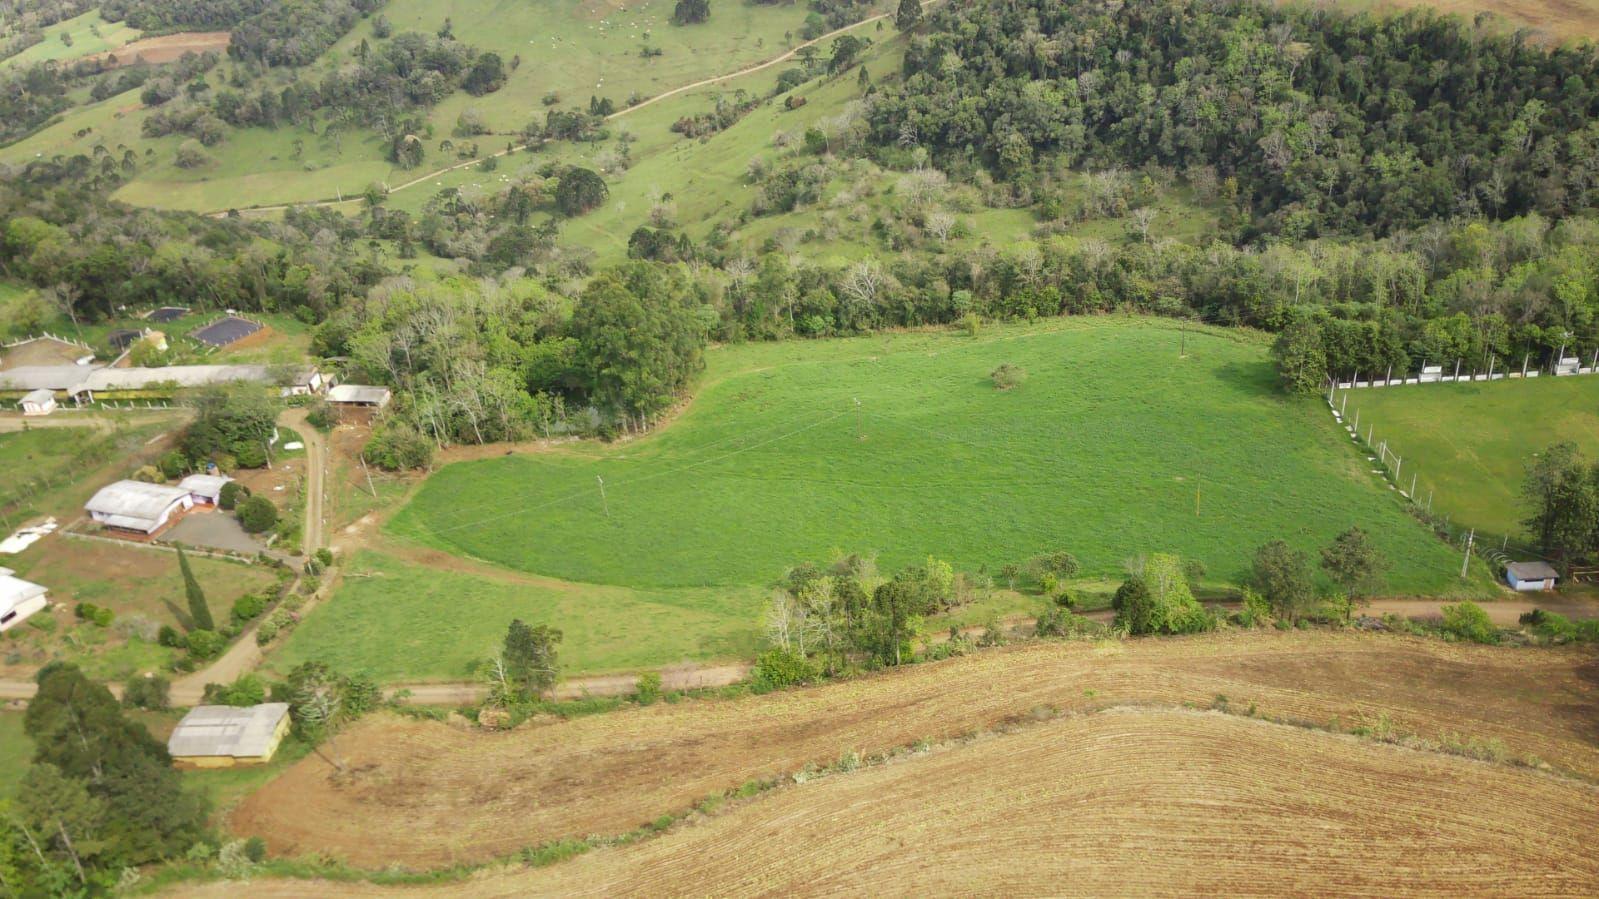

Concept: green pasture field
[[1, 9, 140, 70], [1343, 376, 1599, 539], [392, 317, 1489, 598], [270, 549, 765, 680]]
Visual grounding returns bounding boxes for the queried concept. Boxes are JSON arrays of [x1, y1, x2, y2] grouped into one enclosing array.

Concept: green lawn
[[271, 549, 765, 680], [0, 428, 88, 485], [1344, 376, 1599, 539], [392, 317, 1487, 598]]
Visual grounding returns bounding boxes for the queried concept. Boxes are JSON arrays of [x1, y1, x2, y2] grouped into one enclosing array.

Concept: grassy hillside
[[1346, 377, 1599, 538], [391, 317, 1485, 594], [0, 9, 140, 70]]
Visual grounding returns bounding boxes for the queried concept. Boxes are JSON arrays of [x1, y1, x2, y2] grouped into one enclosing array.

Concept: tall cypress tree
[[176, 546, 213, 632]]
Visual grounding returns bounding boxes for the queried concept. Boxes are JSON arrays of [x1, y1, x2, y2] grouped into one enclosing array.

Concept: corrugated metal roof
[[84, 481, 191, 524], [1507, 561, 1559, 581], [327, 384, 391, 404], [1, 364, 317, 393], [178, 474, 232, 496], [168, 704, 290, 758], [0, 575, 47, 615], [20, 388, 54, 405]]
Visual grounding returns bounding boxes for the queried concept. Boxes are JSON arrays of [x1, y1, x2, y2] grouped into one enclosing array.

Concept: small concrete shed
[[1505, 561, 1559, 592], [178, 474, 233, 505], [168, 703, 292, 767], [327, 384, 391, 408], [18, 388, 56, 416]]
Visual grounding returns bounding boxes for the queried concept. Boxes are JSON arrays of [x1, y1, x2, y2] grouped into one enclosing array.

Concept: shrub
[[185, 629, 224, 659], [158, 624, 184, 648], [991, 363, 1027, 390], [204, 673, 267, 706], [635, 671, 662, 705], [1237, 586, 1272, 628], [122, 674, 170, 710], [243, 837, 267, 863], [314, 547, 334, 568], [231, 593, 267, 622], [234, 441, 268, 469], [75, 602, 113, 627], [1441, 601, 1498, 644], [752, 647, 816, 692], [237, 495, 279, 533], [157, 451, 189, 480], [218, 480, 248, 511], [364, 421, 435, 471], [305, 400, 336, 431]]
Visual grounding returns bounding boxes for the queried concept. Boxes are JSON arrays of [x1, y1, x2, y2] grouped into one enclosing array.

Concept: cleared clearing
[[188, 708, 1599, 897], [228, 631, 1599, 869]]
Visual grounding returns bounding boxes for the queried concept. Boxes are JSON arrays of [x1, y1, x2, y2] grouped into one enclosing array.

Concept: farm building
[[0, 573, 48, 633], [178, 474, 233, 505], [18, 388, 55, 415], [1505, 561, 1559, 592], [145, 306, 189, 324], [84, 480, 193, 534], [327, 384, 391, 408], [0, 363, 322, 403], [167, 703, 292, 768]]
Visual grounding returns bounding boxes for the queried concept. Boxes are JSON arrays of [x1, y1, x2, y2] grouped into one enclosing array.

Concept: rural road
[[214, 2, 930, 218], [279, 408, 327, 554], [0, 596, 1589, 704], [0, 409, 182, 432]]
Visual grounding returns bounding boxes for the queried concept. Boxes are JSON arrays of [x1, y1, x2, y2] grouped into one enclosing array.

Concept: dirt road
[[280, 408, 327, 554]]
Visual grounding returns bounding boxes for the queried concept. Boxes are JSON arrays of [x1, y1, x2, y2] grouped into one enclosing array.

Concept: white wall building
[[0, 574, 48, 632], [84, 481, 194, 534], [178, 474, 233, 505], [18, 388, 56, 415]]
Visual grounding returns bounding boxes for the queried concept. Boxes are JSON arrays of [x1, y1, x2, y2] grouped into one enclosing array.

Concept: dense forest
[[870, 0, 1599, 239]]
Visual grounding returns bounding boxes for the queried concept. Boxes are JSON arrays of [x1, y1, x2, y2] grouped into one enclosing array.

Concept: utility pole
[[596, 476, 610, 518], [1460, 528, 1475, 579], [360, 454, 377, 498]]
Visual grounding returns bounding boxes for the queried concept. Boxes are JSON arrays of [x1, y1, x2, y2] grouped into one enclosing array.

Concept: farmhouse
[[178, 474, 233, 505], [1505, 561, 1559, 592], [18, 387, 55, 415], [167, 703, 292, 768], [0, 572, 48, 632], [84, 480, 193, 534], [327, 384, 391, 408]]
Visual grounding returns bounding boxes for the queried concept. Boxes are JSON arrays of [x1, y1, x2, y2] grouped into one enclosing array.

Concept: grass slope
[[0, 10, 140, 70], [1347, 376, 1599, 538], [392, 317, 1482, 595], [270, 549, 763, 680]]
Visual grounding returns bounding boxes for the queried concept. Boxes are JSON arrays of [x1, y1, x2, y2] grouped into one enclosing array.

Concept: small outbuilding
[[1505, 561, 1559, 592], [178, 474, 233, 505], [84, 480, 193, 534], [0, 574, 48, 632], [327, 384, 391, 408], [18, 388, 56, 416], [167, 703, 292, 768]]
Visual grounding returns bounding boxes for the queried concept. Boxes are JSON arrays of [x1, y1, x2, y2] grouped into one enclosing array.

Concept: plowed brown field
[[229, 632, 1599, 870], [176, 708, 1599, 897]]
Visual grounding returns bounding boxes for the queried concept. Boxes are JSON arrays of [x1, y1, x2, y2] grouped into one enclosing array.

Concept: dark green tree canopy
[[555, 166, 609, 216], [673, 0, 710, 25], [570, 262, 711, 420]]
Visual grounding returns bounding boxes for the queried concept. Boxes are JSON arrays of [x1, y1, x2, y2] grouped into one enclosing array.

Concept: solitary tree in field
[[1522, 442, 1598, 565], [555, 166, 609, 216], [673, 0, 710, 24], [896, 0, 923, 31], [1251, 540, 1317, 623], [503, 619, 562, 700], [176, 546, 213, 632], [1320, 526, 1387, 620]]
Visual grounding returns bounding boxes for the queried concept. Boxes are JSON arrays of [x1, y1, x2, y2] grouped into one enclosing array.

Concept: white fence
[[2, 332, 93, 351], [1334, 352, 1599, 391]]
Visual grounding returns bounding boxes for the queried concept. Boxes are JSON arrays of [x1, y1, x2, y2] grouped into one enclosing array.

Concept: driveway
[[162, 507, 264, 555]]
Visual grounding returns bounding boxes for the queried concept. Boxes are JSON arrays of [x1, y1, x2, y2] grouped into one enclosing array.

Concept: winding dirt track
[[227, 631, 1599, 870]]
